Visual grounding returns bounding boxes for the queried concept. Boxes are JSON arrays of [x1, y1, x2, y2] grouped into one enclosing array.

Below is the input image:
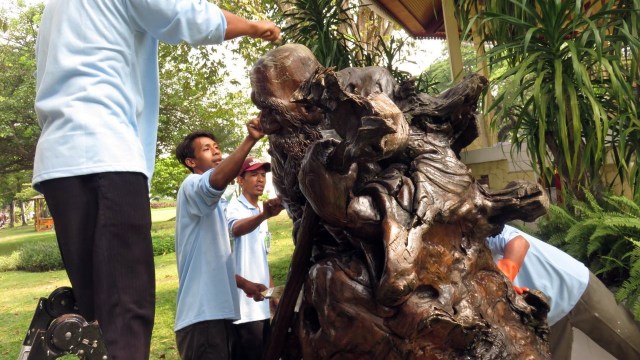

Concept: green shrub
[[0, 236, 175, 272], [0, 219, 176, 272], [0, 252, 20, 272], [151, 220, 175, 256], [152, 235, 175, 256], [16, 240, 64, 272]]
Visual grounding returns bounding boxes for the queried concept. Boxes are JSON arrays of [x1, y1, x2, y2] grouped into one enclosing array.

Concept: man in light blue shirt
[[226, 157, 284, 360], [33, 1, 279, 358], [487, 225, 640, 360], [174, 125, 268, 360]]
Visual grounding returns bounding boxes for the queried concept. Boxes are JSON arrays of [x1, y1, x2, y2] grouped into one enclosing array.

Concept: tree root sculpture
[[251, 44, 550, 359]]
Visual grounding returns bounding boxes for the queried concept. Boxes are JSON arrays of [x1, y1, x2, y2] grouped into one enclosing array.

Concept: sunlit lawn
[[0, 209, 294, 359]]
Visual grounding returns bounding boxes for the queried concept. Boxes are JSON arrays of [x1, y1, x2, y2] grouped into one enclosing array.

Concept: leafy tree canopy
[[150, 156, 189, 200], [0, 170, 31, 209], [0, 2, 41, 176]]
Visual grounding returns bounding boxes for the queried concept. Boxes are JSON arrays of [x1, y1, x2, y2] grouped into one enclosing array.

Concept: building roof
[[366, 0, 446, 39], [368, 0, 610, 39]]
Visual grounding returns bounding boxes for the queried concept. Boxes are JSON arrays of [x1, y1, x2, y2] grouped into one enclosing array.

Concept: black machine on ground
[[18, 287, 110, 360]]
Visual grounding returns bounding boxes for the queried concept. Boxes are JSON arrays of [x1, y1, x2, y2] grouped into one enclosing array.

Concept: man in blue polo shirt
[[487, 225, 640, 360], [174, 124, 268, 360]]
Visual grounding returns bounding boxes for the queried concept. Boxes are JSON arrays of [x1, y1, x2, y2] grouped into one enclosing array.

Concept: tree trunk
[[20, 200, 27, 226], [9, 200, 15, 228]]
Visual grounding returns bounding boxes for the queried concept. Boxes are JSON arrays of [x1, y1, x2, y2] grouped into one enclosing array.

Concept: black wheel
[[46, 287, 78, 318]]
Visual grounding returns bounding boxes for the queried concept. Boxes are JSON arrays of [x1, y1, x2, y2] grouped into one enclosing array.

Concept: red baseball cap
[[238, 157, 271, 176]]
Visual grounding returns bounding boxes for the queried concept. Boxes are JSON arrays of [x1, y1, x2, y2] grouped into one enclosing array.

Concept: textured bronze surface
[[251, 44, 550, 360]]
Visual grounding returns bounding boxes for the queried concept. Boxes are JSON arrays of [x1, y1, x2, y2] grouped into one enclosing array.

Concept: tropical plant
[[413, 70, 441, 95], [458, 0, 640, 198], [277, 0, 353, 69], [537, 190, 640, 319], [276, 0, 415, 81]]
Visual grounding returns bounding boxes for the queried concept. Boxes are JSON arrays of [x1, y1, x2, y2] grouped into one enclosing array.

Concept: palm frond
[[458, 0, 640, 197]]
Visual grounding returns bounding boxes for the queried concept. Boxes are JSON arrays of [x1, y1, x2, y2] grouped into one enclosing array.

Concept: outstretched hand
[[252, 20, 281, 42], [263, 197, 284, 218], [236, 275, 267, 301], [243, 281, 268, 302]]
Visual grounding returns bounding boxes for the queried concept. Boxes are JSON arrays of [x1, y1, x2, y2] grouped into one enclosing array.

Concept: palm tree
[[458, 0, 640, 198], [276, 0, 414, 80]]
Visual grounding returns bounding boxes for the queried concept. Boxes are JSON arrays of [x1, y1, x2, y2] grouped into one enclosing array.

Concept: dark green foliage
[[15, 240, 64, 272], [6, 235, 177, 271], [152, 234, 175, 257], [277, 0, 415, 83], [279, 0, 354, 69], [1, 219, 178, 272], [617, 238, 640, 319], [150, 220, 176, 256], [413, 70, 441, 95], [537, 190, 640, 319], [151, 156, 188, 200], [156, 41, 253, 157]]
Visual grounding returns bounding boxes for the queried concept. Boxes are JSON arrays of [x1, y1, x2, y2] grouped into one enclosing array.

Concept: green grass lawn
[[0, 208, 294, 359]]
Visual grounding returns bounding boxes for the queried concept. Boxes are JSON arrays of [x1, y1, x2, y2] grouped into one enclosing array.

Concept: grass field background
[[0, 208, 294, 359]]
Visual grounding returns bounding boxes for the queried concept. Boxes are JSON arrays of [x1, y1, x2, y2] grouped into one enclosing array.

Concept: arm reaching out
[[236, 275, 268, 302], [231, 197, 284, 237], [497, 234, 530, 294], [209, 116, 264, 190], [222, 10, 280, 42]]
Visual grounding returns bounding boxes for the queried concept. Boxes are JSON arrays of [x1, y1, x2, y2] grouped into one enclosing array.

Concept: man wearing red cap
[[226, 157, 283, 360]]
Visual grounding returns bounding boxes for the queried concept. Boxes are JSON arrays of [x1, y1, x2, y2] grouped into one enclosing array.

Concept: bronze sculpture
[[251, 44, 551, 359]]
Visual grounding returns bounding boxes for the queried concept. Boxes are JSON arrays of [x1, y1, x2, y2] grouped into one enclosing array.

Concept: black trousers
[[234, 319, 271, 360], [176, 320, 237, 360], [40, 172, 155, 360]]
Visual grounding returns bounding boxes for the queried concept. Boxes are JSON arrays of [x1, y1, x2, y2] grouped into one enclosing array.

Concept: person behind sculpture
[[174, 125, 270, 360], [487, 225, 640, 360], [226, 157, 284, 360], [32, 0, 280, 358]]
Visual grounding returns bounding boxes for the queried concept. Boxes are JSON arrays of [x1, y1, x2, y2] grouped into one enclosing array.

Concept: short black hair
[[175, 131, 217, 172]]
